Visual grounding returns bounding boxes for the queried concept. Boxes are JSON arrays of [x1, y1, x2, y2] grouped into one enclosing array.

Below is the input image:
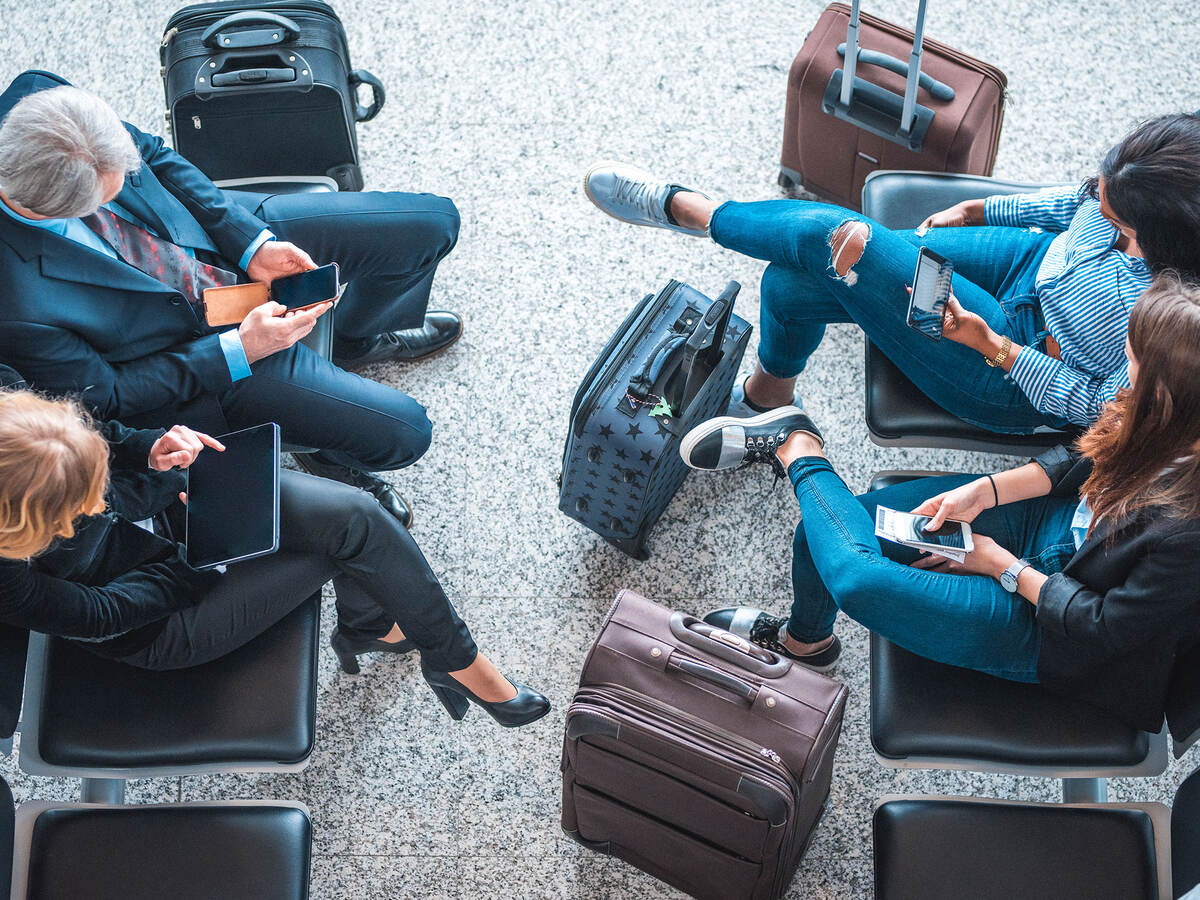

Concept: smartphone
[[909, 515, 972, 550], [271, 263, 340, 311], [906, 248, 954, 341]]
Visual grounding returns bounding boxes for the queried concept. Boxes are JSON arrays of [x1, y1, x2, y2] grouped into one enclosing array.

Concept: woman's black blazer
[[1033, 446, 1200, 732]]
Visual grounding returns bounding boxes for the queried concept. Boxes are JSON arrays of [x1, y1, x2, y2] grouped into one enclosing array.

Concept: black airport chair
[[867, 472, 1186, 803], [15, 553, 330, 804], [860, 170, 1078, 456], [0, 774, 312, 900], [872, 763, 1200, 900]]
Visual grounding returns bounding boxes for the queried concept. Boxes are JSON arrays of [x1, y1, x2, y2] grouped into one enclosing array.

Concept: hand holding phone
[[906, 248, 954, 340], [237, 300, 332, 364], [202, 263, 341, 326]]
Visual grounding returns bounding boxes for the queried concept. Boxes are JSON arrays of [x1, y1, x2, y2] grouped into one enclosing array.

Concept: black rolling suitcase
[[559, 281, 752, 559], [160, 1, 385, 191]]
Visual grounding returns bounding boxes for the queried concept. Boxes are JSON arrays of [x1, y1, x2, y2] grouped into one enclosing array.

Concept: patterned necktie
[[81, 206, 238, 303]]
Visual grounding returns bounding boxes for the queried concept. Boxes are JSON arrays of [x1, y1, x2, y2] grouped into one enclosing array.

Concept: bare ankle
[[745, 370, 797, 409], [782, 633, 833, 656], [668, 190, 716, 232]]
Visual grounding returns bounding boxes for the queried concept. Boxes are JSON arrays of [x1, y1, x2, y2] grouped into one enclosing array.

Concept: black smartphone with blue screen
[[906, 248, 954, 341], [271, 263, 340, 311]]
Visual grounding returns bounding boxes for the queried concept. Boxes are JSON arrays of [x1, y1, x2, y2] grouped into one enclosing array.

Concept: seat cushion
[[874, 798, 1157, 900], [871, 633, 1149, 767], [36, 581, 322, 769], [26, 804, 311, 900], [865, 344, 1073, 451], [1167, 640, 1200, 757]]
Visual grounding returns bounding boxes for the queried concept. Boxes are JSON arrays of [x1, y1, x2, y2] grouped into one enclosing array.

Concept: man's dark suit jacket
[[0, 70, 272, 421], [1033, 445, 1200, 733]]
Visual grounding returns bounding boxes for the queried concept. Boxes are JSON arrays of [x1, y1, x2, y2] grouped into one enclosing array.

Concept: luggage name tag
[[648, 398, 674, 419]]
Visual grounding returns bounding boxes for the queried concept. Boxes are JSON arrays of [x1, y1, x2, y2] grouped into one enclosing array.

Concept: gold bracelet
[[985, 335, 1012, 368]]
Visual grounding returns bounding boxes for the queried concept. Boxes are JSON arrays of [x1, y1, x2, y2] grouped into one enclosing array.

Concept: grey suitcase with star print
[[559, 280, 751, 559]]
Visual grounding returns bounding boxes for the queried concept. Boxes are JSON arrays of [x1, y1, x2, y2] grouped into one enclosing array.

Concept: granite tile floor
[[1, 0, 1199, 896]]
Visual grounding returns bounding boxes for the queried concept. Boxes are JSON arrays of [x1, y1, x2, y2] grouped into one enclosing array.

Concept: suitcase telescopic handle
[[201, 11, 301, 50], [669, 613, 792, 678], [835, 45, 955, 101]]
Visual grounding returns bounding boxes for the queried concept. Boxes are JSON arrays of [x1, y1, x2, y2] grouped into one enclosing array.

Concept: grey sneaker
[[727, 373, 802, 419], [679, 406, 823, 477], [583, 161, 710, 236]]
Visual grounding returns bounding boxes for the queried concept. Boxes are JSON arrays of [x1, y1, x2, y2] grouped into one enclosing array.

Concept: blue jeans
[[708, 200, 1066, 433], [786, 457, 1079, 682]]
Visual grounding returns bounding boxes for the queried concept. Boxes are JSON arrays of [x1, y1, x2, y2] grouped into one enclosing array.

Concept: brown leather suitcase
[[780, 0, 1007, 211], [561, 590, 849, 900]]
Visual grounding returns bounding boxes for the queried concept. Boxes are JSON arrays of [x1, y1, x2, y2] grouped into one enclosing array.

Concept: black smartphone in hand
[[271, 263, 340, 311], [906, 248, 953, 341]]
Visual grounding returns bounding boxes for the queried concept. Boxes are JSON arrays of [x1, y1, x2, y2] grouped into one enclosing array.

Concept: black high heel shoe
[[421, 661, 550, 727], [331, 627, 415, 675]]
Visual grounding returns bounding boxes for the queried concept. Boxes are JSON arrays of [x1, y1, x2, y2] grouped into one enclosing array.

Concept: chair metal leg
[[80, 777, 125, 804], [1062, 777, 1106, 803]]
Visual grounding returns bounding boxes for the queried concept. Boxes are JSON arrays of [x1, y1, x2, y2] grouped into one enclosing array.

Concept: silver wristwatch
[[999, 559, 1031, 593]]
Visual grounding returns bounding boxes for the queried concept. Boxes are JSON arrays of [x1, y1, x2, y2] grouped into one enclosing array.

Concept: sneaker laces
[[747, 613, 790, 652], [745, 431, 789, 479], [613, 177, 666, 222]]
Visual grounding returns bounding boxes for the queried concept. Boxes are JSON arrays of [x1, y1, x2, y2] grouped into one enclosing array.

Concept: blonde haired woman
[[0, 371, 547, 728]]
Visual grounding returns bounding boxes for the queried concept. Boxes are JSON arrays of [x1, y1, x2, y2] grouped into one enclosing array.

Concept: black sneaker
[[679, 406, 823, 476], [703, 606, 841, 673]]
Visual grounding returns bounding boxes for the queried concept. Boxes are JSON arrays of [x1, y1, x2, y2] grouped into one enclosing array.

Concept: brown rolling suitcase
[[561, 590, 849, 900], [780, 0, 1007, 211]]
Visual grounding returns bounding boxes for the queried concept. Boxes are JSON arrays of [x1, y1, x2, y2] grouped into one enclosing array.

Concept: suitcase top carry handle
[[670, 658, 758, 703], [669, 613, 792, 679], [826, 0, 937, 152], [201, 11, 301, 50], [835, 44, 954, 101], [192, 49, 315, 100]]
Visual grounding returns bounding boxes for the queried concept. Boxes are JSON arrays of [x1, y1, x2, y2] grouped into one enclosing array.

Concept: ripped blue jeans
[[785, 458, 1080, 682], [707, 200, 1066, 434]]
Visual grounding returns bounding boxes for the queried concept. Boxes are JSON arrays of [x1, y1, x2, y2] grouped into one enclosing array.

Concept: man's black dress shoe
[[332, 311, 463, 369], [292, 451, 414, 529]]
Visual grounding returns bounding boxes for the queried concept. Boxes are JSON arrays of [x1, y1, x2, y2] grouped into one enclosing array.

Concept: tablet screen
[[185, 423, 280, 569]]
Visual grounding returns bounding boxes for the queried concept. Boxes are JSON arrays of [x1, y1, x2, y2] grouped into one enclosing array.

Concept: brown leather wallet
[[202, 283, 271, 326]]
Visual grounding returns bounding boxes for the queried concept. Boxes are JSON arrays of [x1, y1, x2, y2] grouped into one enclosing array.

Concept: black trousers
[[124, 188, 460, 472], [116, 470, 477, 672]]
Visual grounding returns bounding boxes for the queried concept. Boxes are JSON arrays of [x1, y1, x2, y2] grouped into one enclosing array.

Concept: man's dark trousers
[[126, 188, 461, 472]]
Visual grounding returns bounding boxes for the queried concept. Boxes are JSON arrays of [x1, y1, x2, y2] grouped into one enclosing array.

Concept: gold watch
[[985, 335, 1012, 368]]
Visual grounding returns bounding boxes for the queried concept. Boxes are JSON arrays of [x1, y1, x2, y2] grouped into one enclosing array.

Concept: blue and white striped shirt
[[984, 185, 1151, 426]]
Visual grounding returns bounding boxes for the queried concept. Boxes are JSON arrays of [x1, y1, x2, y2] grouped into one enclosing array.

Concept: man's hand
[[149, 425, 226, 471], [245, 240, 317, 284], [916, 199, 984, 235], [237, 300, 333, 364], [910, 534, 1018, 580], [910, 478, 995, 531]]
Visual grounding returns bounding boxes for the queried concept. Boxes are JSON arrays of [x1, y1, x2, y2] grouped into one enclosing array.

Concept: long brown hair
[[0, 390, 108, 560], [1078, 273, 1200, 528]]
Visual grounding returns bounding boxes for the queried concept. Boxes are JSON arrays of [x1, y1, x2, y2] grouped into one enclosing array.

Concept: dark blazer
[[0, 70, 271, 421], [1032, 445, 1200, 733]]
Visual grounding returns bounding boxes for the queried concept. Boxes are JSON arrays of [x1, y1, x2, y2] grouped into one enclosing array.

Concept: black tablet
[[185, 423, 280, 570]]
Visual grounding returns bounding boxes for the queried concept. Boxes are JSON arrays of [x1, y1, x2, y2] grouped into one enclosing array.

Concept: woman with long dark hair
[[584, 114, 1200, 432], [682, 274, 1200, 730]]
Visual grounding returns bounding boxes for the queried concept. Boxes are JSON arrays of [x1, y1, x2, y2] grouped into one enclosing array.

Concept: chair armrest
[[862, 170, 1058, 230]]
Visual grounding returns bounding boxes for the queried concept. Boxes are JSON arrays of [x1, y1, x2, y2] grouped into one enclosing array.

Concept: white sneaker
[[583, 161, 710, 236]]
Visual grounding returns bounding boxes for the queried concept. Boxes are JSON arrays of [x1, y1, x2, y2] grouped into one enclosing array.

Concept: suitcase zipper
[[575, 685, 800, 798], [567, 700, 794, 819]]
